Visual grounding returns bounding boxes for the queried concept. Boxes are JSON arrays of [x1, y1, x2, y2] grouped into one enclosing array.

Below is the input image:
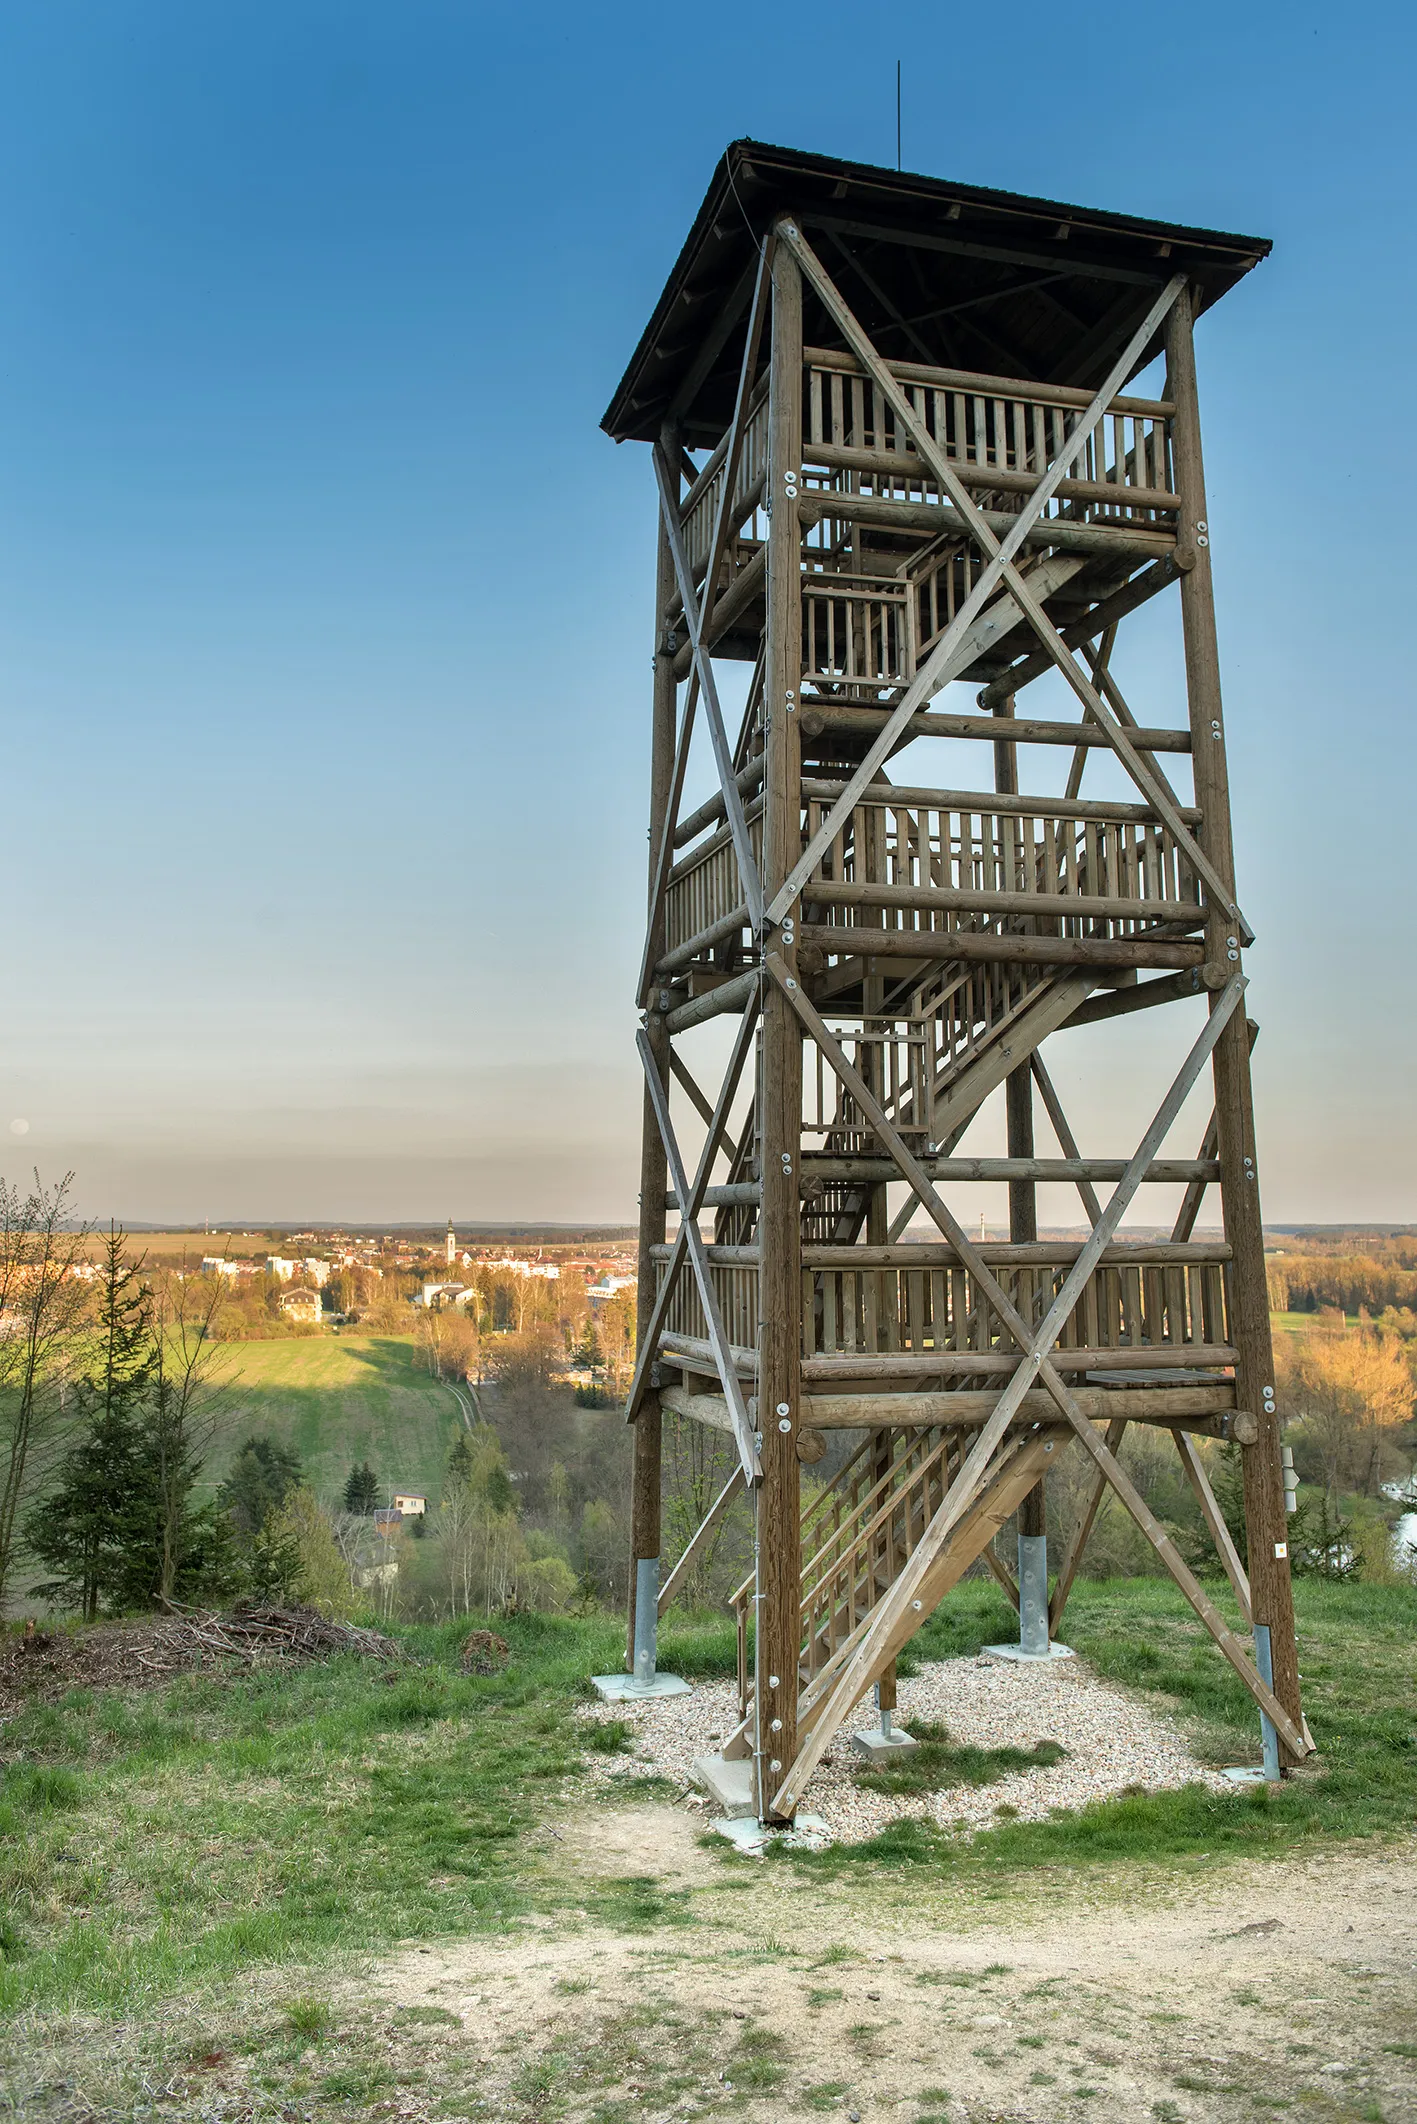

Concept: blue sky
[[0, 0, 1411, 1225]]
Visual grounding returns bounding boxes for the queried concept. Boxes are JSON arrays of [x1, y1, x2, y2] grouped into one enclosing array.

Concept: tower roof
[[602, 140, 1271, 447]]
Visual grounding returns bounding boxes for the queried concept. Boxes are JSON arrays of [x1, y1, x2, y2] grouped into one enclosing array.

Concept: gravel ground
[[578, 1651, 1232, 1841]]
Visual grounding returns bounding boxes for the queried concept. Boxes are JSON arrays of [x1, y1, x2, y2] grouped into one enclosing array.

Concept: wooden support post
[[754, 230, 804, 1819], [997, 692, 1047, 1561], [628, 508, 678, 1663], [1166, 285, 1303, 1763]]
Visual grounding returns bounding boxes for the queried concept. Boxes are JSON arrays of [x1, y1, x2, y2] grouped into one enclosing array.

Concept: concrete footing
[[850, 1723, 919, 1765], [692, 1752, 755, 1818]]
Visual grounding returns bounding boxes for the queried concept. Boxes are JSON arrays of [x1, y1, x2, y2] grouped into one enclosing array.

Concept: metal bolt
[[771, 1717, 782, 1732], [778, 1418, 792, 1433], [776, 1402, 790, 1417], [769, 1675, 780, 1689]]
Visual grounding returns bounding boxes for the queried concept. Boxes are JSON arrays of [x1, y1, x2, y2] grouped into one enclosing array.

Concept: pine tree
[[342, 1461, 380, 1515]]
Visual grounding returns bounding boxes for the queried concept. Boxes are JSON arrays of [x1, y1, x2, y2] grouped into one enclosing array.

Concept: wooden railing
[[802, 347, 1176, 531], [661, 779, 1199, 984], [656, 1257, 759, 1355], [801, 1245, 1231, 1369], [681, 388, 771, 578], [653, 1244, 1232, 1372], [662, 808, 763, 962], [800, 783, 1202, 937], [804, 1017, 932, 1145], [802, 572, 912, 690], [798, 1428, 953, 1676]]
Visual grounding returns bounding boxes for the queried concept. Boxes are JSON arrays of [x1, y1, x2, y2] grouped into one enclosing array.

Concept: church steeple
[[445, 1219, 456, 1266]]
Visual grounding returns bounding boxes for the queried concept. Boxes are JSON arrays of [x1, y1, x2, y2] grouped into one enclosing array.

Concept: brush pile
[[153, 1603, 401, 1668], [0, 1603, 401, 1715]]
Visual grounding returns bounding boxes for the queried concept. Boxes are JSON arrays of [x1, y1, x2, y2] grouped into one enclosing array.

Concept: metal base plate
[[1221, 1765, 1273, 1785], [981, 1641, 1076, 1664], [589, 1672, 692, 1703], [851, 1724, 919, 1764]]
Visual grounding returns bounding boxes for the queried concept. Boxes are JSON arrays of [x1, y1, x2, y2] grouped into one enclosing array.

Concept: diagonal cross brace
[[655, 448, 766, 937], [767, 230, 1185, 924], [635, 666, 702, 1008], [624, 999, 759, 1430], [769, 232, 1244, 936], [637, 246, 776, 999], [635, 1022, 762, 1484], [765, 963, 1302, 1810], [782, 226, 1245, 935]]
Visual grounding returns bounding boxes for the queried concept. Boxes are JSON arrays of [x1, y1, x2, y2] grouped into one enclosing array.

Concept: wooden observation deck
[[604, 141, 1308, 1819]]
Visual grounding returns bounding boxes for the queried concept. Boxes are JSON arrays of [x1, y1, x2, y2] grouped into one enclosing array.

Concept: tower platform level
[[605, 141, 1307, 1823]]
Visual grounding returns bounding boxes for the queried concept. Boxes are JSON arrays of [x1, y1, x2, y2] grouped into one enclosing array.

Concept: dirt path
[[370, 1805, 1417, 2124]]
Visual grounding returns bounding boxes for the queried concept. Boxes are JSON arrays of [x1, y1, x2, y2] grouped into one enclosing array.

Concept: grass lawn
[[2, 1576, 1414, 2037], [203, 1335, 464, 1505]]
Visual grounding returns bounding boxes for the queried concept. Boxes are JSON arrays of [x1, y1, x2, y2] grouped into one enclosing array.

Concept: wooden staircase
[[720, 1416, 1068, 1784]]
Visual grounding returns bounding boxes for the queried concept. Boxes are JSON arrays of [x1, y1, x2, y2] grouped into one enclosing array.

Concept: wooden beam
[[801, 881, 1206, 929], [679, 1385, 1245, 1433], [627, 504, 681, 1664], [1172, 1427, 1252, 1624], [799, 777, 1200, 826], [800, 702, 1192, 755], [653, 456, 763, 929], [1063, 969, 1205, 1028], [665, 967, 758, 1034], [656, 1464, 747, 1615], [811, 486, 1174, 561], [1029, 1054, 1104, 1227], [802, 1156, 1219, 1185], [1167, 284, 1302, 1759], [625, 1000, 758, 1427], [755, 234, 806, 1817], [977, 557, 1180, 712], [636, 1026, 761, 1483], [799, 924, 1206, 971]]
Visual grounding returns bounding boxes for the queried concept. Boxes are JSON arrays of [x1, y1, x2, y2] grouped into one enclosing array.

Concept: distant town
[[90, 1224, 641, 1341]]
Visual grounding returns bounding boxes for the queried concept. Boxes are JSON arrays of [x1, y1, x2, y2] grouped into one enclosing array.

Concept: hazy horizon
[[1, 2, 1412, 1227]]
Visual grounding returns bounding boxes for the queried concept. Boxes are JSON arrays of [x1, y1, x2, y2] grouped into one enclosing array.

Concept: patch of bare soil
[[0, 1606, 399, 1715], [365, 1810, 1417, 2124]]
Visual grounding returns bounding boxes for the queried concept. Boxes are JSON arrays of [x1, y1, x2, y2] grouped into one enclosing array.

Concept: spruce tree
[[25, 1227, 156, 1618], [217, 1435, 304, 1536], [342, 1460, 380, 1515]]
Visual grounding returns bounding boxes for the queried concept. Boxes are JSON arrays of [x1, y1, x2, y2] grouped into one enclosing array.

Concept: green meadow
[[202, 1335, 465, 1505]]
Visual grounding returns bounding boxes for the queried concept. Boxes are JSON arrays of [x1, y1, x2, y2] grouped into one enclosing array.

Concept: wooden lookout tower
[[603, 142, 1309, 1820]]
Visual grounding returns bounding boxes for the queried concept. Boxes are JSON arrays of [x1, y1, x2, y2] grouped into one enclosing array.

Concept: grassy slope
[[1, 1577, 1414, 2029], [204, 1336, 463, 1505]]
